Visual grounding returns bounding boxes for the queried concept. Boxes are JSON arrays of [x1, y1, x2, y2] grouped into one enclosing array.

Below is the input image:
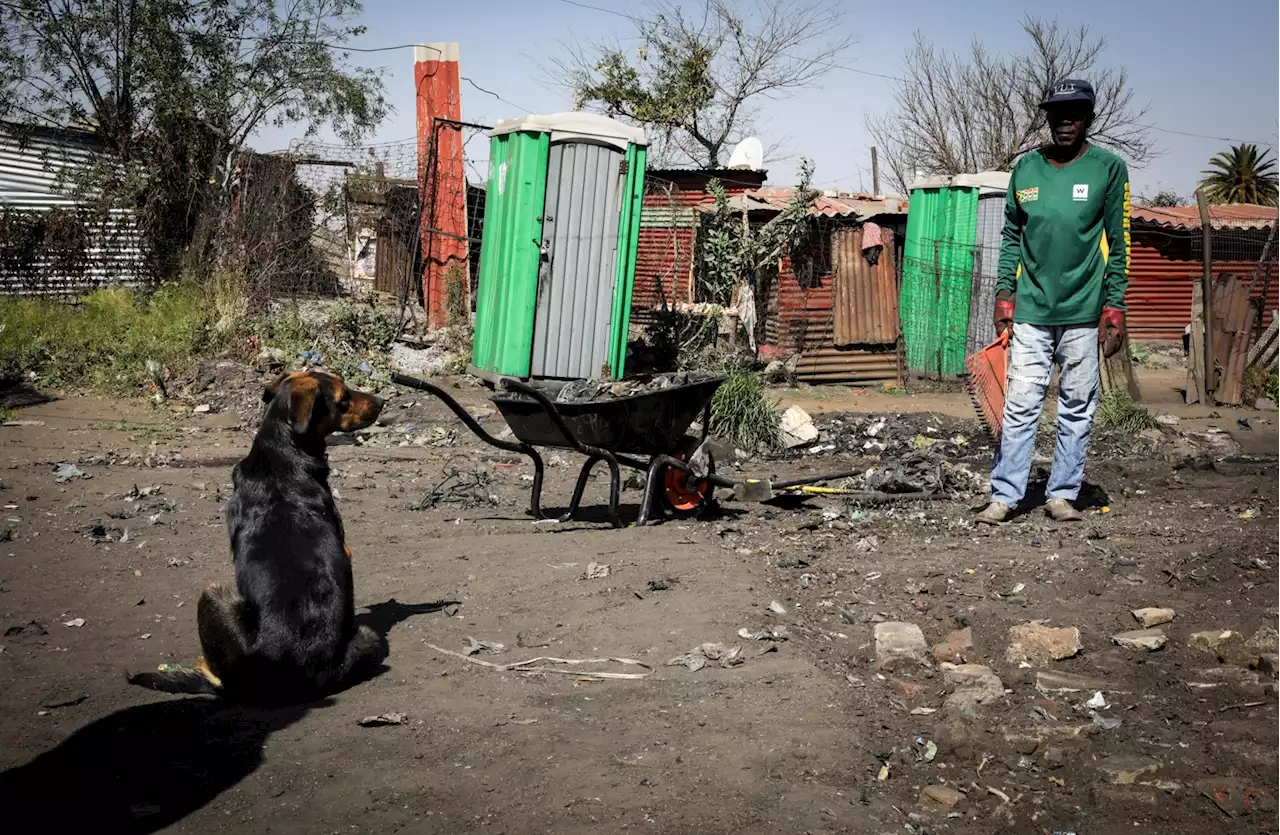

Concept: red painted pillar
[[414, 42, 467, 330]]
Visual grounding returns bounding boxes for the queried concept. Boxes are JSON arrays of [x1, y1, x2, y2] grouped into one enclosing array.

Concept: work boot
[[1045, 498, 1083, 522], [975, 501, 1012, 525]]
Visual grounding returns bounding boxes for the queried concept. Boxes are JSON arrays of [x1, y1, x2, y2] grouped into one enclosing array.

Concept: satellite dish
[[727, 137, 764, 171]]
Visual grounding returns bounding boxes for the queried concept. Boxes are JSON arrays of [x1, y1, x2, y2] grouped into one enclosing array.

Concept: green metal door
[[901, 183, 978, 377], [471, 130, 549, 378]]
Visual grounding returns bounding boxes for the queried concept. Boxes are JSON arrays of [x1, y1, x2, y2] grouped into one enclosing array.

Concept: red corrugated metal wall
[[1128, 229, 1278, 341], [770, 237, 901, 385]]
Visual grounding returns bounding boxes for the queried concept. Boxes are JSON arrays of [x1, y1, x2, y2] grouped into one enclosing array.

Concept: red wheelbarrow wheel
[[662, 439, 715, 518]]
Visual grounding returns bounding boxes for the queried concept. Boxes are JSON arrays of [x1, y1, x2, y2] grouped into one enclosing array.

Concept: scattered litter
[[466, 637, 506, 656], [923, 740, 938, 762], [583, 562, 610, 580], [193, 404, 212, 414], [426, 643, 653, 680], [2, 420, 44, 427], [357, 713, 407, 727], [62, 618, 85, 628], [822, 507, 841, 522], [1155, 414, 1180, 426], [877, 763, 890, 781], [909, 706, 937, 715], [768, 600, 788, 615], [1093, 715, 1123, 731], [53, 463, 85, 483], [737, 626, 789, 642], [780, 404, 819, 448], [853, 536, 879, 554], [667, 642, 744, 671], [1085, 691, 1109, 710]]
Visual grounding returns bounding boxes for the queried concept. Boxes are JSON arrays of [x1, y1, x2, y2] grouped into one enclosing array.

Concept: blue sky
[[254, 0, 1280, 199]]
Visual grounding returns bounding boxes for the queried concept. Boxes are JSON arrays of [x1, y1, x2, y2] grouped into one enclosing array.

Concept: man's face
[[1044, 103, 1091, 148]]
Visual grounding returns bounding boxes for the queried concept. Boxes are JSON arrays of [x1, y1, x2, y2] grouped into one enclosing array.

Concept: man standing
[[976, 79, 1130, 525]]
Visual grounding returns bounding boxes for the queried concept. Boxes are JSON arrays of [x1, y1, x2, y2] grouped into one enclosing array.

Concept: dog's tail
[[127, 664, 221, 696]]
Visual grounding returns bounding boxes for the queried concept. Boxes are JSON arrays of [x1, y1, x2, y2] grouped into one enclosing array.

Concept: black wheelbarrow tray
[[391, 372, 727, 527], [390, 372, 947, 528]]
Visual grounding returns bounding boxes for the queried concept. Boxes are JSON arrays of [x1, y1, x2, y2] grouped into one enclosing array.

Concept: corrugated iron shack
[[633, 168, 908, 384], [1126, 204, 1278, 341]]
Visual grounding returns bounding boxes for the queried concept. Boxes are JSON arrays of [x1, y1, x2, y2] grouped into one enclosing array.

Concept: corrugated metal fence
[[0, 124, 148, 295]]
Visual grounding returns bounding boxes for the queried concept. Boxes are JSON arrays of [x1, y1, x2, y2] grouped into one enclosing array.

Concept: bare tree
[[548, 0, 854, 168], [868, 17, 1157, 193]]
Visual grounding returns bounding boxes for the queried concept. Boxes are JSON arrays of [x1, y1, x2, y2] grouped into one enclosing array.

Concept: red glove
[[1098, 307, 1125, 358], [994, 292, 1015, 336]]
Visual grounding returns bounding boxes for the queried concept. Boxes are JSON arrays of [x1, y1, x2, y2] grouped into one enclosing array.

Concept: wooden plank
[[1196, 190, 1216, 396], [1247, 311, 1278, 366], [1185, 281, 1206, 404], [1211, 278, 1255, 405]]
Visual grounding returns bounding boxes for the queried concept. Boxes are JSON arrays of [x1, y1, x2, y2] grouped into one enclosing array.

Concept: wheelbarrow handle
[[391, 372, 548, 520]]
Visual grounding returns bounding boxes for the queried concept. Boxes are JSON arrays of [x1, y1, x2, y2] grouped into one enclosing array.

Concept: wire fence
[[899, 219, 1279, 379]]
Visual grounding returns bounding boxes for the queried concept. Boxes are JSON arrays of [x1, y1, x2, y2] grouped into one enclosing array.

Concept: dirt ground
[[0, 365, 1276, 835]]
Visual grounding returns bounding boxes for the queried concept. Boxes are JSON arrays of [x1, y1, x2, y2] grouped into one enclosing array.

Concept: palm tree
[[1198, 143, 1278, 206]]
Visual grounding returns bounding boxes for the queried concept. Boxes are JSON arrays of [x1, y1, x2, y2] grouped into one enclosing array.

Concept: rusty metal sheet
[[832, 226, 899, 345], [1210, 276, 1255, 404], [1127, 235, 1278, 341]]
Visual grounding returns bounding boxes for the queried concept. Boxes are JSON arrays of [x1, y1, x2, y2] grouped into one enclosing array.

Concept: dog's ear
[[262, 374, 288, 404], [286, 378, 320, 435]]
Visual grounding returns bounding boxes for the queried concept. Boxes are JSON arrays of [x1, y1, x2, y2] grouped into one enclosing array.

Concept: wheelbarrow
[[391, 373, 944, 528]]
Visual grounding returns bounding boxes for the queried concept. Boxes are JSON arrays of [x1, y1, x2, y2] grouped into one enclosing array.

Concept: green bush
[[1096, 389, 1158, 432], [711, 370, 781, 453]]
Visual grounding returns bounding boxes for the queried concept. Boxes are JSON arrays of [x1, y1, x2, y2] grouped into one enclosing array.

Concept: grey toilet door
[[530, 141, 623, 379]]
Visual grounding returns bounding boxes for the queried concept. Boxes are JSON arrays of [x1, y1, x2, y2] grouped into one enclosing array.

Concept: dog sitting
[[130, 370, 387, 704]]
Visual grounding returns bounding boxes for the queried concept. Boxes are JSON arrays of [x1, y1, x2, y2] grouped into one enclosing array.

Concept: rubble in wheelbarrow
[[553, 371, 718, 404]]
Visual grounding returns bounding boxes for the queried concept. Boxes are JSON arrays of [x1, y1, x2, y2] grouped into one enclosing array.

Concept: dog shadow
[[0, 599, 454, 832], [0, 697, 320, 833]]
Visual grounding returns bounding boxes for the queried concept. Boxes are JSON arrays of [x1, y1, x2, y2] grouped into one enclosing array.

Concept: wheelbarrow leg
[[526, 451, 546, 520], [558, 453, 623, 529], [637, 455, 669, 526], [602, 452, 622, 529], [559, 456, 601, 524]]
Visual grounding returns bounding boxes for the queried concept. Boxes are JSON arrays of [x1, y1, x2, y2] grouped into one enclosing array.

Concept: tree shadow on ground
[[0, 697, 321, 833], [0, 375, 57, 411], [0, 598, 452, 833]]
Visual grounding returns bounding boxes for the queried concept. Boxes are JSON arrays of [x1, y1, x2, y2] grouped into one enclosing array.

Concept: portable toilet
[[962, 172, 1012, 356], [469, 112, 649, 382]]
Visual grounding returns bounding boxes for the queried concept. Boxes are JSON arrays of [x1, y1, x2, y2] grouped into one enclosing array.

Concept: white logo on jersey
[[1073, 184, 1089, 201]]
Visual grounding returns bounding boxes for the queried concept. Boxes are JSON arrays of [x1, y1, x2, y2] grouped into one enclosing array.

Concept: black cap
[[1040, 79, 1095, 109]]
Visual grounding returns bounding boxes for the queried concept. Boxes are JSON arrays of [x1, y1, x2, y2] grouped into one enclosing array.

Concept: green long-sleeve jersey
[[995, 143, 1131, 325]]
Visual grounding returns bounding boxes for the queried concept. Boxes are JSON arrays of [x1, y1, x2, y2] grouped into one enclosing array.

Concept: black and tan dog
[[130, 370, 388, 704]]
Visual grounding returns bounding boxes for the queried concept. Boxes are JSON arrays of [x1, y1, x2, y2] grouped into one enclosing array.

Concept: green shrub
[[711, 371, 781, 453]]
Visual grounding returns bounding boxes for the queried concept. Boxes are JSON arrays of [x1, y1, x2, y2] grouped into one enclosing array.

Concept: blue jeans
[[990, 323, 1100, 507]]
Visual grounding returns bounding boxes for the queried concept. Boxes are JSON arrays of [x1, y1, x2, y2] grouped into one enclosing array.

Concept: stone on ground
[[1112, 628, 1168, 651], [941, 662, 1005, 711], [918, 784, 966, 813], [780, 405, 819, 448], [931, 627, 974, 664], [874, 622, 929, 668], [1189, 629, 1240, 653], [1005, 622, 1082, 666], [1097, 755, 1161, 785], [1131, 607, 1175, 628]]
